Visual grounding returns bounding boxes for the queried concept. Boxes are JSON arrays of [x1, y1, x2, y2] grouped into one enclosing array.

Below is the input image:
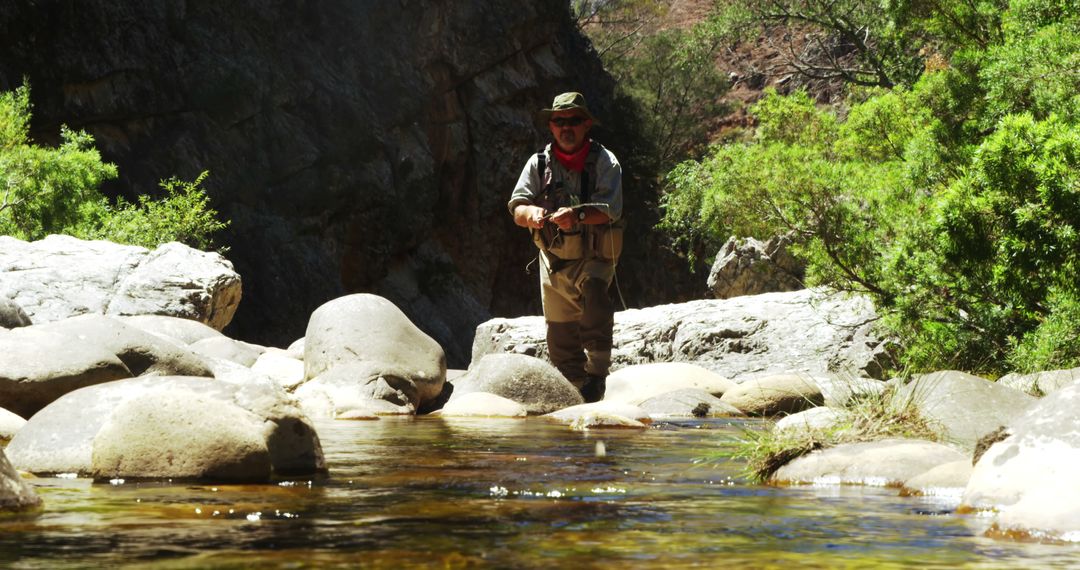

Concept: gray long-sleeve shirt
[[507, 142, 623, 222]]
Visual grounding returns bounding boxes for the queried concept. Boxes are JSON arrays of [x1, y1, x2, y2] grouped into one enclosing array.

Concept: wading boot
[[580, 374, 606, 403]]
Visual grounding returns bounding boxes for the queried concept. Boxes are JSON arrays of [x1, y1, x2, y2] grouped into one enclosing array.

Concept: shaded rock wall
[[0, 1, 690, 366]]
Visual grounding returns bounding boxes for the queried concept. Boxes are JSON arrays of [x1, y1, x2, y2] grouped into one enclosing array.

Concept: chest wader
[[532, 144, 622, 402]]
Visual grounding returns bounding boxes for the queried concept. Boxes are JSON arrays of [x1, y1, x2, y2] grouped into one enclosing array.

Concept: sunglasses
[[549, 117, 588, 127]]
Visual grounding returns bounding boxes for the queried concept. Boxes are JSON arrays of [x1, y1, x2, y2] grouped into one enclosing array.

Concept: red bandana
[[552, 139, 591, 172]]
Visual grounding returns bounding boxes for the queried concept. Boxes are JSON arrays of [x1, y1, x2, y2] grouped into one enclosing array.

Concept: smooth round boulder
[[295, 361, 418, 419], [251, 349, 305, 390], [450, 353, 583, 414], [436, 392, 527, 418], [639, 388, 741, 418], [900, 371, 1036, 448], [91, 389, 272, 482], [0, 407, 27, 444], [118, 314, 225, 345], [0, 298, 31, 328], [0, 327, 132, 419], [900, 460, 973, 499], [771, 438, 966, 486], [546, 401, 651, 425], [605, 363, 736, 405], [721, 373, 824, 416], [1, 449, 41, 513], [774, 406, 842, 434], [304, 294, 445, 406], [6, 376, 325, 478], [189, 336, 265, 367]]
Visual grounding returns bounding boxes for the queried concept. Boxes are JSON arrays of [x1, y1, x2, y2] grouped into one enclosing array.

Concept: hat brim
[[538, 107, 599, 125]]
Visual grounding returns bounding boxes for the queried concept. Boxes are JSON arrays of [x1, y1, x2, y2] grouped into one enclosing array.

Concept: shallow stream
[[2, 417, 1079, 568]]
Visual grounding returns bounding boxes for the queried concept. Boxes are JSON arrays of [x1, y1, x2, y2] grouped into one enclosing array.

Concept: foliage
[[0, 83, 227, 250], [658, 0, 1080, 374]]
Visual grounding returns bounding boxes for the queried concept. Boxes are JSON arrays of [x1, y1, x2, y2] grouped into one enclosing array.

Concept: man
[[508, 92, 624, 402]]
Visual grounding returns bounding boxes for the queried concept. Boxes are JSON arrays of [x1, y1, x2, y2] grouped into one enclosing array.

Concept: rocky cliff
[[0, 1, 693, 366]]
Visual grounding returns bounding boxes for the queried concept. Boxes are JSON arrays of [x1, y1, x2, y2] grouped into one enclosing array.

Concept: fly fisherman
[[508, 92, 624, 403]]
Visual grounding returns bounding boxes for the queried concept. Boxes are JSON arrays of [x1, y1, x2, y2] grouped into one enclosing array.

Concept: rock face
[[0, 236, 241, 330], [450, 353, 583, 415], [6, 376, 324, 479], [900, 371, 1036, 449], [707, 235, 804, 299], [473, 289, 891, 382], [0, 1, 702, 368], [1, 449, 41, 513], [0, 298, 31, 328], [961, 380, 1080, 540]]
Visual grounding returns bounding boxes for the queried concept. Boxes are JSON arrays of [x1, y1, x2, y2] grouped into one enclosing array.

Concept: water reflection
[[1, 417, 1079, 568]]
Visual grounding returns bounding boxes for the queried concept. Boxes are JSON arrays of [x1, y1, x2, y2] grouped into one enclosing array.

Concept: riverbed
[[2, 417, 1078, 568]]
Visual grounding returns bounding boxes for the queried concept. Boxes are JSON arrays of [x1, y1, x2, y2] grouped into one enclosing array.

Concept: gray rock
[[721, 373, 824, 416], [814, 375, 888, 408], [997, 367, 1080, 396], [36, 314, 213, 378], [450, 353, 583, 415], [189, 336, 265, 367], [1, 449, 41, 513], [6, 376, 324, 477], [251, 349, 305, 390], [900, 371, 1037, 449], [774, 407, 842, 433], [436, 392, 527, 418], [604, 363, 736, 405], [118, 315, 225, 345], [639, 388, 741, 418], [900, 460, 973, 499], [707, 235, 804, 299], [546, 401, 650, 429], [0, 297, 31, 328], [961, 380, 1080, 540], [0, 407, 27, 444], [473, 288, 892, 382], [303, 294, 445, 407], [772, 439, 966, 486], [0, 327, 132, 419], [91, 389, 273, 482], [0, 235, 240, 330], [294, 361, 419, 419]]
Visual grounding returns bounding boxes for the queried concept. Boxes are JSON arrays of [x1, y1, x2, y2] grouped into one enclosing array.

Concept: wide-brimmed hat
[[538, 92, 599, 125]]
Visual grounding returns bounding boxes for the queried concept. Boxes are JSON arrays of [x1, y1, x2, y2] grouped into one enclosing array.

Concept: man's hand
[[549, 207, 576, 231], [514, 204, 548, 229]]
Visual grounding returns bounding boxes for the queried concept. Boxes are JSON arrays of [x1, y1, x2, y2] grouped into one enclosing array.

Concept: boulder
[[638, 388, 741, 418], [1, 449, 41, 513], [0, 235, 240, 330], [1, 407, 26, 443], [997, 367, 1080, 397], [91, 390, 273, 482], [707, 235, 804, 299], [721, 373, 824, 416], [285, 337, 306, 360], [774, 407, 842, 433], [0, 298, 31, 328], [0, 327, 132, 419], [546, 401, 650, 430], [473, 288, 892, 382], [118, 315, 225, 345], [251, 349, 306, 390], [961, 380, 1080, 540], [900, 371, 1037, 449], [189, 336, 265, 367], [604, 363, 736, 405], [435, 392, 527, 418], [36, 314, 213, 378], [6, 376, 324, 478], [814, 375, 888, 408], [294, 361, 419, 419], [303, 294, 445, 406], [899, 460, 973, 499], [771, 439, 966, 486], [450, 353, 583, 415]]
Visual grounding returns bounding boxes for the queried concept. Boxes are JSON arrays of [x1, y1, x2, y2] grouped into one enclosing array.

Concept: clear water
[[2, 417, 1079, 569]]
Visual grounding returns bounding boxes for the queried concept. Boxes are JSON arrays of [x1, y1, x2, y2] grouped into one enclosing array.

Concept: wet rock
[[91, 390, 273, 482], [546, 401, 651, 425], [961, 380, 1080, 540], [251, 349, 305, 390], [118, 314, 225, 345], [435, 392, 527, 418], [36, 314, 213, 378], [0, 298, 31, 328], [774, 407, 841, 433], [771, 439, 966, 486], [1, 449, 41, 513], [0, 327, 132, 419], [0, 236, 240, 330], [900, 460, 973, 498], [638, 388, 741, 418], [6, 376, 324, 478], [474, 288, 891, 381], [303, 294, 445, 407], [294, 361, 418, 418], [1, 407, 26, 444], [997, 367, 1080, 397], [721, 373, 824, 416], [189, 336, 265, 367], [569, 413, 648, 431], [707, 235, 804, 299], [900, 371, 1036, 449], [450, 353, 583, 415], [604, 363, 735, 405]]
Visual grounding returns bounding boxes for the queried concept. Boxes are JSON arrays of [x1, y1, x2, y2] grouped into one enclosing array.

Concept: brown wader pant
[[539, 250, 615, 389]]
